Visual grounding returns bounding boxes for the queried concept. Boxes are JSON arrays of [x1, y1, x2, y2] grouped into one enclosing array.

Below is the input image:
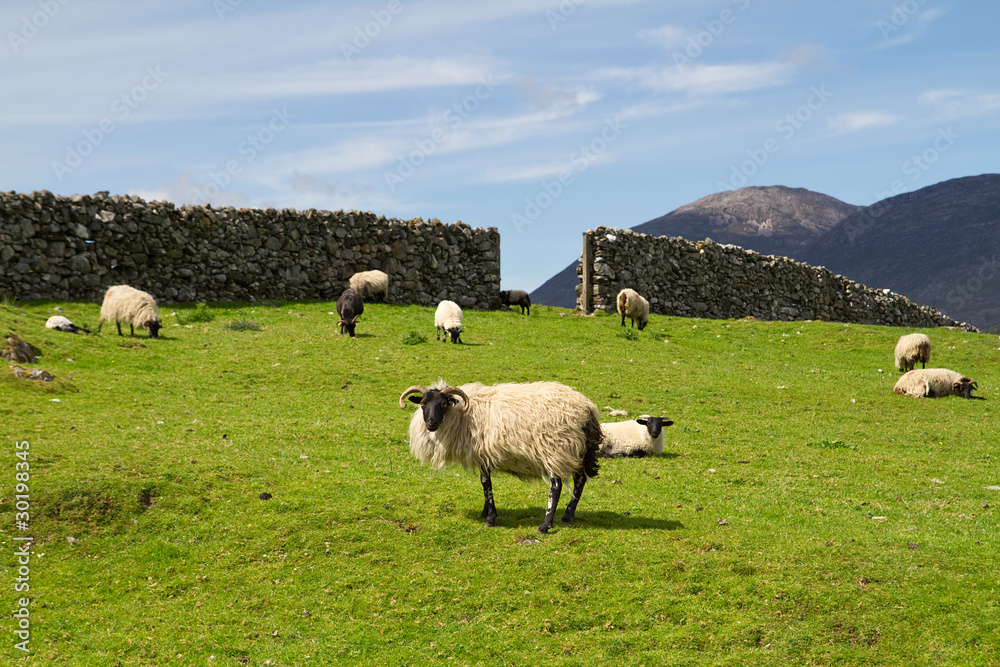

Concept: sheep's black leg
[[539, 477, 563, 534], [480, 469, 497, 527], [620, 313, 626, 327], [116, 322, 123, 336], [561, 471, 587, 524], [129, 323, 135, 337]]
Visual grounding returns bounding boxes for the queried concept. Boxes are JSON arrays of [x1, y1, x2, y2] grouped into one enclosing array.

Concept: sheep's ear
[[664, 419, 674, 427], [447, 397, 460, 407], [408, 395, 423, 405], [636, 418, 648, 425]]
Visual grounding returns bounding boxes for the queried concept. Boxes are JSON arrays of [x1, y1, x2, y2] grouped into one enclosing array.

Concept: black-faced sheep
[[894, 333, 931, 372], [96, 285, 161, 338], [400, 380, 603, 533], [336, 288, 364, 337], [617, 288, 649, 331], [434, 300, 463, 344], [500, 290, 531, 315], [599, 416, 674, 458], [893, 368, 978, 399], [45, 315, 90, 334], [349, 270, 389, 302]]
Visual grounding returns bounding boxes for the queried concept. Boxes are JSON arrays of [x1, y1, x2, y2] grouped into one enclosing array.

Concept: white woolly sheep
[[617, 288, 649, 331], [599, 416, 674, 458], [349, 270, 389, 302], [45, 315, 90, 334], [96, 285, 161, 338], [434, 300, 463, 344], [399, 380, 603, 533], [500, 290, 531, 315], [894, 333, 931, 372], [893, 368, 978, 399]]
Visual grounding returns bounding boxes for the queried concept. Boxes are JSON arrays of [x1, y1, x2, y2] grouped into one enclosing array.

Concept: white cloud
[[826, 111, 901, 133], [638, 24, 688, 49], [597, 62, 793, 96], [874, 3, 953, 49], [919, 89, 1000, 118]]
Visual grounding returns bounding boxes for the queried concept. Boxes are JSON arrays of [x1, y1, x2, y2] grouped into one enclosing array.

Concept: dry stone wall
[[0, 191, 500, 309], [576, 226, 977, 331]]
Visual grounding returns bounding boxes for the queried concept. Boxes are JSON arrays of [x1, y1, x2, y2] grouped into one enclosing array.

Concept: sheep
[[96, 285, 161, 338], [434, 300, 463, 344], [893, 368, 978, 399], [599, 416, 674, 458], [399, 380, 603, 533], [348, 270, 389, 302], [45, 315, 90, 334], [336, 288, 364, 337], [617, 288, 649, 331], [894, 333, 931, 372], [500, 290, 531, 315]]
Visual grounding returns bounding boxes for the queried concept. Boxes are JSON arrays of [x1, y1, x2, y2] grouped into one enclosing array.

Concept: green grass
[[2, 300, 999, 665]]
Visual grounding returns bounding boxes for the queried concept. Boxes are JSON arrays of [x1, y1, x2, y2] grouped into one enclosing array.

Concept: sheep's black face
[[955, 379, 977, 399], [341, 321, 357, 337], [637, 416, 674, 439], [410, 389, 458, 431], [499, 291, 510, 306], [448, 328, 462, 344], [146, 320, 162, 339]]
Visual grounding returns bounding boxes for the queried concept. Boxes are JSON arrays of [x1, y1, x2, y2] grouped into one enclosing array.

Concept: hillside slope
[[800, 174, 1000, 331]]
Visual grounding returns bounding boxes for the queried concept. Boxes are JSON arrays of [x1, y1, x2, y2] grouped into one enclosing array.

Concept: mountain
[[800, 174, 1000, 331], [531, 186, 861, 308]]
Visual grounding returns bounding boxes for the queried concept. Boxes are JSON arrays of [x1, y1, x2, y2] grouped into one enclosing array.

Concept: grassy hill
[[2, 299, 998, 664]]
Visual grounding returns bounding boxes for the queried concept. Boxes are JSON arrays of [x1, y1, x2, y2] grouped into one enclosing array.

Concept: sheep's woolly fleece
[[406, 380, 601, 482], [894, 333, 931, 372]]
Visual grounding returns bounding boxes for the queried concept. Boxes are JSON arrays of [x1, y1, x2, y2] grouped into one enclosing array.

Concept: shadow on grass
[[465, 508, 684, 531]]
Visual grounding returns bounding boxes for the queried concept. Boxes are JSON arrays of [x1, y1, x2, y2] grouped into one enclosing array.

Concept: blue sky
[[3, 0, 999, 292]]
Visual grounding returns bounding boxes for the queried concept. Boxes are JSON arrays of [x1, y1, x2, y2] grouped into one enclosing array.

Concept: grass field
[[2, 298, 999, 665]]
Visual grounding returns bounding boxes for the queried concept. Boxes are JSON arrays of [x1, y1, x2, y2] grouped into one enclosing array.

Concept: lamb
[[894, 333, 931, 372], [348, 270, 389, 302], [893, 368, 978, 399], [96, 285, 161, 338], [434, 300, 463, 344], [599, 416, 674, 458], [617, 288, 649, 331], [336, 288, 364, 337], [500, 290, 531, 315], [400, 380, 603, 533], [45, 315, 90, 334]]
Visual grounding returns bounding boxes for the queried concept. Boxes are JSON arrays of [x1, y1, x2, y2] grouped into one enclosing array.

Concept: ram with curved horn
[[400, 379, 603, 534]]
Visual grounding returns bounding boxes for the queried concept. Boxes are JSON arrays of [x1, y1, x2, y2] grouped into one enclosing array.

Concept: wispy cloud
[[637, 24, 688, 49], [596, 62, 794, 96], [826, 111, 901, 133], [874, 3, 953, 49], [919, 88, 1000, 118]]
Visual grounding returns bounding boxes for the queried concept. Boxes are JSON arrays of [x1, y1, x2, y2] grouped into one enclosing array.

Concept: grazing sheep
[[45, 315, 90, 335], [434, 300, 463, 344], [400, 380, 603, 533], [96, 285, 161, 338], [349, 270, 389, 302], [895, 333, 931, 372], [599, 416, 674, 458], [500, 290, 531, 315], [893, 368, 978, 399], [336, 288, 364, 337], [617, 288, 649, 331]]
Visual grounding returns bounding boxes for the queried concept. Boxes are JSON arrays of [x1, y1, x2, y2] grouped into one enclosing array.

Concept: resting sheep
[[599, 416, 674, 458], [400, 380, 603, 533], [895, 333, 931, 372], [434, 300, 463, 344], [349, 270, 389, 302], [617, 288, 649, 331], [893, 368, 978, 399], [45, 315, 90, 334], [96, 285, 161, 338], [336, 288, 364, 337], [500, 290, 531, 315]]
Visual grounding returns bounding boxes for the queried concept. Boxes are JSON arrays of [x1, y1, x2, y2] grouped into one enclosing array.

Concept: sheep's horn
[[399, 385, 428, 408], [441, 385, 469, 409], [351, 315, 360, 324]]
